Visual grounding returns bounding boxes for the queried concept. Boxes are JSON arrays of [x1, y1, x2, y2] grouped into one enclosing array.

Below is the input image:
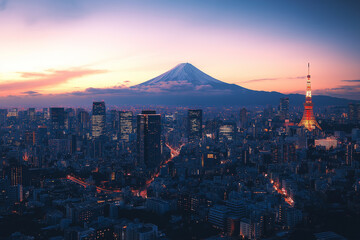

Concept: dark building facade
[[279, 97, 289, 120], [50, 107, 65, 138], [137, 110, 161, 169], [348, 103, 360, 123], [188, 109, 202, 143], [239, 108, 248, 129]]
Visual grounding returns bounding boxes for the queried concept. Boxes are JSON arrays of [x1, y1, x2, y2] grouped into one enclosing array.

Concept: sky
[[0, 0, 360, 102]]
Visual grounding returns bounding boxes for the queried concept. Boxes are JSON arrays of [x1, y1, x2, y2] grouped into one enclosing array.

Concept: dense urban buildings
[[1, 0, 360, 238], [1, 96, 359, 240]]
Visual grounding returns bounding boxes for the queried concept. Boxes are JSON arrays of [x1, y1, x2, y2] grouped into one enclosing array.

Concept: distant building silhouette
[[279, 97, 289, 120], [50, 107, 65, 138], [77, 109, 90, 136], [188, 109, 202, 142], [239, 108, 248, 129], [348, 103, 360, 123]]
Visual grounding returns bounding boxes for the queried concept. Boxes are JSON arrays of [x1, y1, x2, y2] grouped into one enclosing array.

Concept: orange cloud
[[0, 67, 107, 95]]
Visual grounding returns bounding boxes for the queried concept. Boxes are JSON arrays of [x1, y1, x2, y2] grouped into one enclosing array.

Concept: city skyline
[[1, 1, 360, 240], [0, 0, 360, 102]]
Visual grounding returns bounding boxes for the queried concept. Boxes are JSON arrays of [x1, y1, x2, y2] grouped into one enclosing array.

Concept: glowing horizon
[[0, 0, 359, 100]]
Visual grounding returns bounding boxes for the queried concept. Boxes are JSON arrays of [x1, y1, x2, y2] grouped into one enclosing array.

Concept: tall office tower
[[28, 108, 36, 122], [42, 108, 50, 120], [348, 103, 360, 123], [77, 110, 90, 136], [298, 63, 321, 131], [119, 111, 133, 142], [110, 110, 119, 130], [0, 109, 7, 127], [65, 108, 76, 133], [137, 110, 161, 169], [279, 97, 290, 120], [188, 109, 202, 142], [50, 107, 65, 137], [7, 108, 18, 126], [91, 101, 106, 138], [239, 108, 248, 129], [219, 122, 236, 142]]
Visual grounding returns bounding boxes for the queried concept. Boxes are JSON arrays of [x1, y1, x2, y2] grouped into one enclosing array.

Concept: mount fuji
[[4, 62, 351, 107], [133, 63, 246, 93], [126, 63, 351, 106]]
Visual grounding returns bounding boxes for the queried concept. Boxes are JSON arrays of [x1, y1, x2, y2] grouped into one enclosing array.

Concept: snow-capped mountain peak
[[132, 63, 244, 92]]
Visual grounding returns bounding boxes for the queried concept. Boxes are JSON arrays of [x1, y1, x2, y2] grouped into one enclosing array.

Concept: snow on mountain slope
[[132, 63, 246, 92]]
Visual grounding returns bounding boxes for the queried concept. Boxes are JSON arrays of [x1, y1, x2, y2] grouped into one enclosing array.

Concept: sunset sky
[[1, 0, 360, 101]]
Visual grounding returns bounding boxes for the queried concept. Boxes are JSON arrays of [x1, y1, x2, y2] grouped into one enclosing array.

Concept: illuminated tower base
[[298, 103, 321, 131], [298, 63, 321, 131]]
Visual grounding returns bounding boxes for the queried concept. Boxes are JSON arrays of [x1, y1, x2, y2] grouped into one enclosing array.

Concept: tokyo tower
[[298, 63, 322, 131]]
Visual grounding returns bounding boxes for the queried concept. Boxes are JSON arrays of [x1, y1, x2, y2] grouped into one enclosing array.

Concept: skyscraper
[[110, 110, 119, 130], [42, 108, 49, 120], [219, 122, 236, 142], [137, 110, 161, 169], [279, 97, 289, 120], [0, 109, 7, 127], [50, 107, 65, 138], [119, 111, 133, 142], [348, 103, 360, 123], [298, 63, 321, 131], [188, 109, 202, 142], [239, 108, 248, 129], [91, 101, 106, 138], [28, 108, 36, 122], [77, 109, 90, 136]]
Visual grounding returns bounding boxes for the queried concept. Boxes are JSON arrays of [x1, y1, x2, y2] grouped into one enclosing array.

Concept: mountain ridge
[[127, 63, 353, 106], [132, 63, 248, 92]]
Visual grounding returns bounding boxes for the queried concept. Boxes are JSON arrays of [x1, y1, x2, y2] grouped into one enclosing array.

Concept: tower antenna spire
[[308, 62, 310, 75]]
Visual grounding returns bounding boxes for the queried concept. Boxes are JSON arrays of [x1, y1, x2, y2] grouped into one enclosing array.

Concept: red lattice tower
[[298, 63, 322, 131]]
